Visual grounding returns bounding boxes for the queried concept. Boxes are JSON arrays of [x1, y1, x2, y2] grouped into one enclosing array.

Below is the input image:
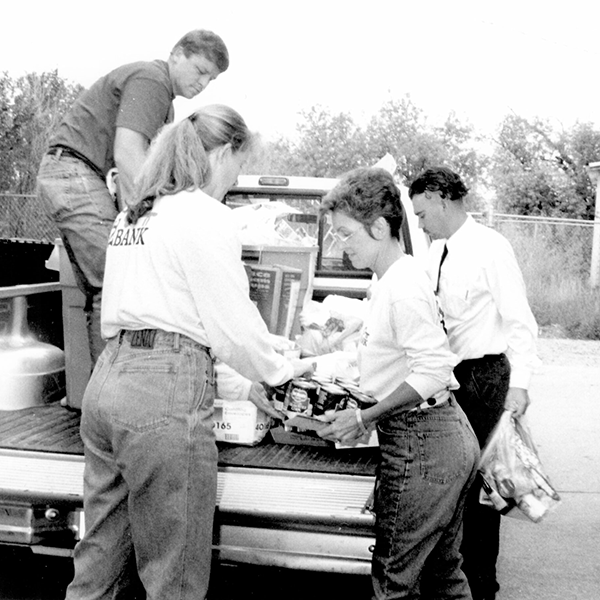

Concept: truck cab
[[225, 174, 426, 300]]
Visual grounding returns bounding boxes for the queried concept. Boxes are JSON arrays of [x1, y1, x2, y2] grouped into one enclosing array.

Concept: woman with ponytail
[[66, 104, 312, 600]]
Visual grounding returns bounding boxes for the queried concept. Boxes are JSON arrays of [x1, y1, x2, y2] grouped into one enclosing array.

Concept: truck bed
[[0, 402, 378, 573], [0, 401, 378, 475]]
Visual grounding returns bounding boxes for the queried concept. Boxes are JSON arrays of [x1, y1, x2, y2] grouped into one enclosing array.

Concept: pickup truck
[[0, 175, 423, 575]]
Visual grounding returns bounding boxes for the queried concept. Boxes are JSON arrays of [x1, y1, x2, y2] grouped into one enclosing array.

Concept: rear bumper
[[0, 450, 375, 572], [215, 467, 375, 574], [216, 525, 374, 574]]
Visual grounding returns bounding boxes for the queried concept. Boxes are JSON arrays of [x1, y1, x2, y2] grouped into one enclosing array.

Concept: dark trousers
[[452, 354, 510, 600]]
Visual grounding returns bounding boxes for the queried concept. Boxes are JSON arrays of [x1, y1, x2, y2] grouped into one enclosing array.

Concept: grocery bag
[[479, 410, 561, 523]]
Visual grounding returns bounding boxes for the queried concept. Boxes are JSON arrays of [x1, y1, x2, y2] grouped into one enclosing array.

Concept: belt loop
[[173, 332, 181, 352]]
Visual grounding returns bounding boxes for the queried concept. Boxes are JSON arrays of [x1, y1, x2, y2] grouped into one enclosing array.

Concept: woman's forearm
[[361, 381, 423, 427]]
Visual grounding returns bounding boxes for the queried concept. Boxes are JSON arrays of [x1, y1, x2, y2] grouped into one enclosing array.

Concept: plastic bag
[[214, 361, 252, 402], [479, 411, 560, 523], [231, 201, 317, 246], [298, 296, 366, 356], [310, 350, 359, 382]]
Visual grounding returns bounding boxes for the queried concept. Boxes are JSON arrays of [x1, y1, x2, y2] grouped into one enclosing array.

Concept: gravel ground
[[537, 334, 600, 367]]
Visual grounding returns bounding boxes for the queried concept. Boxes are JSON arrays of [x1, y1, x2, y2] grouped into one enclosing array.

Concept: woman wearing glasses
[[318, 167, 479, 600]]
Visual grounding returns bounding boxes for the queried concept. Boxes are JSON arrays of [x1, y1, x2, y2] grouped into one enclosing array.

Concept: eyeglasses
[[331, 228, 360, 244]]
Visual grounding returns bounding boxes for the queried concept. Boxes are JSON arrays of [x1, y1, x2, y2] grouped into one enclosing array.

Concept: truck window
[[224, 191, 374, 278]]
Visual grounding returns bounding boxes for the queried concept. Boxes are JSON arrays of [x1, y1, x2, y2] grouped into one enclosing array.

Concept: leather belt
[[118, 329, 212, 357], [47, 145, 105, 181]]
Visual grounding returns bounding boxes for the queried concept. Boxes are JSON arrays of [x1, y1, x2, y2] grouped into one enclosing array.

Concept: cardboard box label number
[[213, 399, 271, 445]]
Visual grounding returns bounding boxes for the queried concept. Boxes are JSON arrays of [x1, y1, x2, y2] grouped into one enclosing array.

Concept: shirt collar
[[446, 214, 475, 252]]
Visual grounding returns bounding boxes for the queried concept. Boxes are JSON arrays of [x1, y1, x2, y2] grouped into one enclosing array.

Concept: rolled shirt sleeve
[[392, 297, 459, 400]]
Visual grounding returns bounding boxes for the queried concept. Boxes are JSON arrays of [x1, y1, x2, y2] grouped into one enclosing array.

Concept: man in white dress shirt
[[409, 167, 539, 600]]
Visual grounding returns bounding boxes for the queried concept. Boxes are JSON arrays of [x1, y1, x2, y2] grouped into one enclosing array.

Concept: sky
[[2, 0, 600, 141]]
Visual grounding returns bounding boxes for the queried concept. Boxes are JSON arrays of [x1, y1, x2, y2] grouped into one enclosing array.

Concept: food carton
[[213, 399, 271, 446]]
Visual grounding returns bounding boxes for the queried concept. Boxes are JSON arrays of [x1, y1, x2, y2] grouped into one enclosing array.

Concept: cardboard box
[[247, 264, 282, 333], [242, 245, 318, 338], [245, 262, 304, 339], [274, 265, 302, 338], [213, 399, 271, 446]]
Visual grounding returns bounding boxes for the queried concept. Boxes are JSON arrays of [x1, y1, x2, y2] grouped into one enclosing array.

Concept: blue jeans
[[453, 354, 510, 600], [372, 397, 479, 600], [66, 330, 217, 600], [36, 152, 118, 365]]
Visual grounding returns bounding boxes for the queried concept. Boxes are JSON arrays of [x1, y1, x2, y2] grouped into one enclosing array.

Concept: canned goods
[[335, 376, 359, 389], [313, 383, 348, 416], [311, 373, 333, 388], [284, 379, 319, 416], [264, 381, 290, 411], [335, 379, 361, 396], [343, 396, 359, 410]]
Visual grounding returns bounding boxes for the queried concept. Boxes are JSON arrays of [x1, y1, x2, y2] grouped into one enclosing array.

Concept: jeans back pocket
[[110, 356, 178, 432]]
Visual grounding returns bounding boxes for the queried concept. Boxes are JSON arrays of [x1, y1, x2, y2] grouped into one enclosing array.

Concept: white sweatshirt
[[358, 255, 458, 404], [101, 189, 293, 387]]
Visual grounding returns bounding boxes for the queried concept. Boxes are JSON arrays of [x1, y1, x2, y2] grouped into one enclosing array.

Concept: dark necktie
[[436, 243, 448, 294]]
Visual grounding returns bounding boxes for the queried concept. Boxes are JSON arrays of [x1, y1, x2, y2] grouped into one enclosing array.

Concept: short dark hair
[[320, 167, 404, 240], [172, 29, 229, 73], [408, 167, 469, 201]]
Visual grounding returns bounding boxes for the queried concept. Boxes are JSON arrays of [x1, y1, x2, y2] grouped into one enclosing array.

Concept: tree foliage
[[0, 71, 599, 222], [244, 95, 488, 209], [364, 97, 485, 196], [246, 106, 371, 177], [0, 70, 83, 193], [490, 115, 600, 219]]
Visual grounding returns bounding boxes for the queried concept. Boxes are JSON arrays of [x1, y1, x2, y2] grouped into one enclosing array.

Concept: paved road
[[1, 338, 598, 599], [496, 352, 600, 599], [0, 550, 372, 600]]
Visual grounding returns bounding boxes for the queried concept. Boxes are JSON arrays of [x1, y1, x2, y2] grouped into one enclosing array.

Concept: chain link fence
[[1, 192, 597, 280], [473, 212, 600, 337], [0, 193, 59, 242], [473, 212, 596, 282], [2, 192, 599, 336]]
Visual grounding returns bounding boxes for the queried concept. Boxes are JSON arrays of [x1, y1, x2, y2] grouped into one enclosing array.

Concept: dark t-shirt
[[51, 60, 174, 177]]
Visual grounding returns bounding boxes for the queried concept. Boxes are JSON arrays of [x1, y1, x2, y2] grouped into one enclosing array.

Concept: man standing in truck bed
[[36, 29, 229, 366]]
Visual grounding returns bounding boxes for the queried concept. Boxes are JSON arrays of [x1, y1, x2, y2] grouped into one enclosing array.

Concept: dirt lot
[[536, 334, 600, 367], [498, 333, 600, 600], [1, 334, 597, 600]]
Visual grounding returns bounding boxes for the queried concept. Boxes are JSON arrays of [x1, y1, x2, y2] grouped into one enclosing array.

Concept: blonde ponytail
[[128, 104, 251, 224]]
